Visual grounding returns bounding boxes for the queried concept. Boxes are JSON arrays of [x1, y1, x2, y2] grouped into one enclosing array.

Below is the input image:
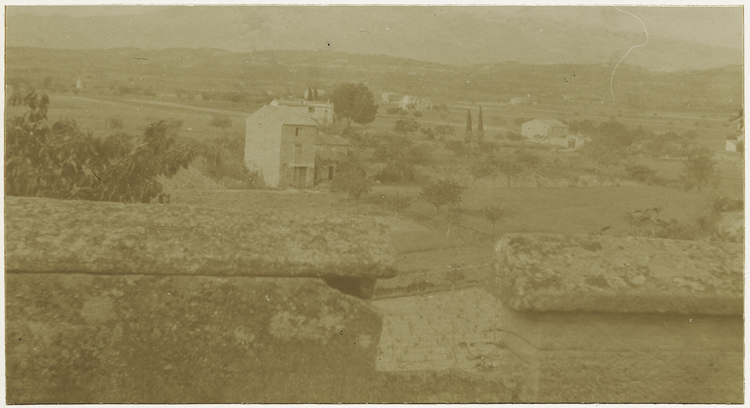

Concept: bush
[[626, 164, 657, 183], [413, 111, 423, 118], [394, 118, 421, 134], [330, 154, 371, 200], [386, 107, 401, 115]]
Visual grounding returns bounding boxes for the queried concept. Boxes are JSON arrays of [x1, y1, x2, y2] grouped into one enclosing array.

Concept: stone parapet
[[5, 196, 396, 280], [487, 234, 744, 403], [5, 197, 394, 403]]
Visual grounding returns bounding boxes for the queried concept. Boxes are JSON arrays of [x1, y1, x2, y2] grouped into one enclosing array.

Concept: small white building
[[726, 134, 744, 152], [381, 92, 400, 103], [399, 95, 433, 111], [521, 119, 583, 149]]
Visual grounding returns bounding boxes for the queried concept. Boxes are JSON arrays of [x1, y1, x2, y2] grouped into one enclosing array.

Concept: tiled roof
[[538, 119, 568, 128], [247, 105, 319, 127]]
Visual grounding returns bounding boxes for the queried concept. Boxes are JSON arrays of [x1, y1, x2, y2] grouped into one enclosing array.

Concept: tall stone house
[[245, 105, 318, 188], [245, 102, 350, 189]]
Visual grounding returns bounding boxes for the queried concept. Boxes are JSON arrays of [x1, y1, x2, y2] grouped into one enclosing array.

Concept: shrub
[[394, 118, 420, 134], [626, 164, 657, 183], [386, 107, 401, 115]]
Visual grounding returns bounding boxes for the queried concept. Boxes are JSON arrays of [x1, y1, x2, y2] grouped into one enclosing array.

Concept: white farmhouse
[[521, 119, 583, 149]]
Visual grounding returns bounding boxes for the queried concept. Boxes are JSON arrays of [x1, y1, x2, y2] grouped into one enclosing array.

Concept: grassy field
[[6, 93, 247, 144]]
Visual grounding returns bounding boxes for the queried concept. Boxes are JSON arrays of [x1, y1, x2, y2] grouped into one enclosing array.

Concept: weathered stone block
[[488, 234, 744, 403], [6, 273, 383, 404], [5, 196, 396, 280]]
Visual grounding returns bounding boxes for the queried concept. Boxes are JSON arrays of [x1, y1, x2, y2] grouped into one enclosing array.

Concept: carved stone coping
[[5, 197, 397, 282], [493, 234, 743, 315]]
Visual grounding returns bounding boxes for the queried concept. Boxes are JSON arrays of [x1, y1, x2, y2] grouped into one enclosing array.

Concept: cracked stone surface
[[492, 234, 743, 315], [6, 273, 383, 404], [5, 196, 396, 279]]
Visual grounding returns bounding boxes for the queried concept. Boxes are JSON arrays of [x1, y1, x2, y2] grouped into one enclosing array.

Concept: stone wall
[[5, 197, 396, 403], [487, 234, 744, 403]]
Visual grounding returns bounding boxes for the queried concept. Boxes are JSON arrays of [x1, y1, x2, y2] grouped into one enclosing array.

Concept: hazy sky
[[6, 5, 743, 50]]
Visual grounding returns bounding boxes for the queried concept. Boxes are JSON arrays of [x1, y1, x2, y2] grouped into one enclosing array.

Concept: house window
[[295, 127, 299, 136], [294, 144, 302, 161], [308, 107, 315, 113]]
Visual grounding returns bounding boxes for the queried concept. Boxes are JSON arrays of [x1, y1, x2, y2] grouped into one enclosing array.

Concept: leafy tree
[[373, 135, 431, 182], [476, 106, 485, 144], [481, 205, 507, 234], [209, 114, 232, 136], [99, 120, 194, 203], [465, 109, 473, 143], [331, 83, 379, 127], [445, 140, 470, 159], [497, 161, 525, 187], [434, 125, 456, 141], [445, 205, 462, 239], [681, 147, 719, 192], [330, 153, 371, 200], [394, 118, 421, 134], [420, 178, 465, 213], [469, 153, 499, 180], [5, 91, 194, 203], [420, 127, 435, 140], [383, 193, 412, 218]]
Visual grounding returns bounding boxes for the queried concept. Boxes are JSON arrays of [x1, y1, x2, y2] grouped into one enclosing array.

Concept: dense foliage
[[420, 178, 465, 213], [6, 91, 194, 203], [331, 83, 379, 127]]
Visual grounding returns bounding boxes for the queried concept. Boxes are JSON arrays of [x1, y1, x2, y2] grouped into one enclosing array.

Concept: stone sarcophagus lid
[[487, 234, 743, 403], [5, 197, 397, 404]]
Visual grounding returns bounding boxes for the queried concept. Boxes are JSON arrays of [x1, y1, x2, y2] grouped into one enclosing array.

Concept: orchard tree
[[383, 193, 412, 219], [420, 178, 465, 213], [445, 205, 462, 239], [331, 82, 379, 127], [330, 153, 372, 200], [681, 147, 719, 192], [481, 205, 507, 235]]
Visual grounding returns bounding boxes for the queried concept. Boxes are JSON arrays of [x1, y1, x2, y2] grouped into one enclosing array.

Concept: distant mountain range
[[6, 7, 742, 72]]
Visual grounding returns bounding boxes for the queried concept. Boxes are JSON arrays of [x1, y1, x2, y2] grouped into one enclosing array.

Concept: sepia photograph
[[3, 3, 745, 404]]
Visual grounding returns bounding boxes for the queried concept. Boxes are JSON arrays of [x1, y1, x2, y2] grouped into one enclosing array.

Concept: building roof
[[271, 98, 333, 109], [538, 119, 568, 128], [524, 119, 568, 128], [247, 105, 319, 128]]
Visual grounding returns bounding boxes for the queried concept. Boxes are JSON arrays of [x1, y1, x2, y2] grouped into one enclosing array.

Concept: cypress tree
[[476, 106, 485, 144], [313, 86, 319, 101], [307, 86, 314, 101], [464, 109, 473, 144]]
